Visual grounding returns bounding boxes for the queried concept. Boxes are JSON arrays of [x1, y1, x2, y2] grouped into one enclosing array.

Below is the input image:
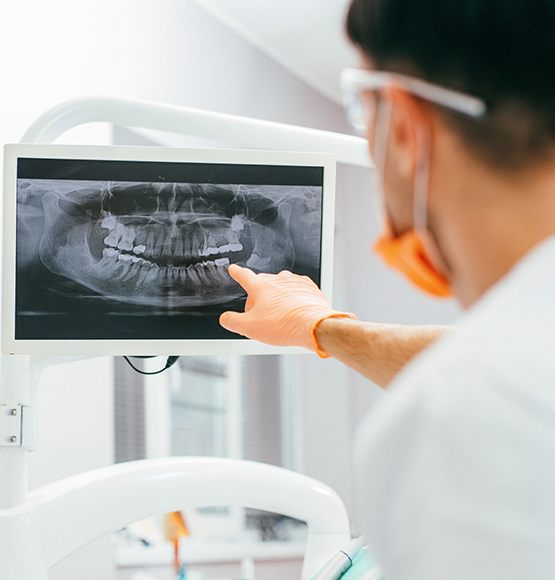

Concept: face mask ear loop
[[413, 127, 431, 234], [413, 127, 451, 276], [373, 97, 393, 230]]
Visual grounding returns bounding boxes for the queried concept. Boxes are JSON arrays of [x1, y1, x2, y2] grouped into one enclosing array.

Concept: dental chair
[[0, 357, 351, 580]]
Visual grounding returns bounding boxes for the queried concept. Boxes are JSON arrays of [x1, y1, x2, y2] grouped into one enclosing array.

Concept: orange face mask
[[371, 98, 453, 298], [374, 229, 452, 298]]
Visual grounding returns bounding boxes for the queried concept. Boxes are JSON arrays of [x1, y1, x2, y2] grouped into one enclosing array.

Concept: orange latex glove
[[219, 265, 356, 355]]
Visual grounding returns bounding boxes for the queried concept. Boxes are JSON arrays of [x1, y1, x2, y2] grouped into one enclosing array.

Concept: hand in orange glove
[[219, 265, 356, 355]]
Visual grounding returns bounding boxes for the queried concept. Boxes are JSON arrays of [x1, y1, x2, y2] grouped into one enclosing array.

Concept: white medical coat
[[356, 236, 555, 579]]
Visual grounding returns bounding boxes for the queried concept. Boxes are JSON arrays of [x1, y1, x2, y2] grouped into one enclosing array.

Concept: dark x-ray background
[[16, 179, 323, 340]]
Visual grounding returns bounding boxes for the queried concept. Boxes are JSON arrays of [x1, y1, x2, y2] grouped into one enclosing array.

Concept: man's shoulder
[[357, 241, 555, 578], [359, 308, 555, 580], [393, 235, 555, 403], [390, 300, 555, 420]]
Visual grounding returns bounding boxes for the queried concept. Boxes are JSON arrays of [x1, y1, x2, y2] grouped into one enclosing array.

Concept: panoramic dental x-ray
[[15, 159, 323, 341]]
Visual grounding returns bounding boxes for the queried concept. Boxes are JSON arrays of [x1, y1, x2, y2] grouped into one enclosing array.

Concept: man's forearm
[[315, 318, 450, 387]]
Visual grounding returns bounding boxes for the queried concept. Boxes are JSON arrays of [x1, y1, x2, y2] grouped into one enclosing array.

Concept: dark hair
[[346, 0, 555, 168]]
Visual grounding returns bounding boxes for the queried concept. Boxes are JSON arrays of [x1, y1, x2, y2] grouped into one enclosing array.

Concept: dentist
[[220, 0, 555, 577]]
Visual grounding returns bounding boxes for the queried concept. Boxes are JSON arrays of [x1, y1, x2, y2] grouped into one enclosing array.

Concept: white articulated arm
[[0, 457, 350, 579], [20, 96, 371, 168]]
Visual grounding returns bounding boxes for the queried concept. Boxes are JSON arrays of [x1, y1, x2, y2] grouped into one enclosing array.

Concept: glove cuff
[[310, 312, 357, 358]]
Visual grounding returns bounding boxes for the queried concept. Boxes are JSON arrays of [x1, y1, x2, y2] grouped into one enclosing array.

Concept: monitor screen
[[7, 147, 331, 351]]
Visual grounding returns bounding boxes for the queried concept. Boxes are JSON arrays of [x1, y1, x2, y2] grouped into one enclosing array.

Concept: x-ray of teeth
[[16, 177, 323, 339]]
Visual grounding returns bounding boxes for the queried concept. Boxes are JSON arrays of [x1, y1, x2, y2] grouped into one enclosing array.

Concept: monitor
[[2, 144, 335, 355]]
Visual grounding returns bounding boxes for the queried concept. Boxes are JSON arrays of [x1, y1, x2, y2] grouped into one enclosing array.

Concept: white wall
[[192, 0, 359, 103], [112, 0, 351, 133], [0, 0, 116, 148]]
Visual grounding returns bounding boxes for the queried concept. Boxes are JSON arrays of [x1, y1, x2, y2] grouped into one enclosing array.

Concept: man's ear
[[385, 87, 431, 180]]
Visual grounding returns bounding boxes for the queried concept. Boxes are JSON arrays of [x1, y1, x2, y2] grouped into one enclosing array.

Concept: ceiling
[[193, 0, 359, 104]]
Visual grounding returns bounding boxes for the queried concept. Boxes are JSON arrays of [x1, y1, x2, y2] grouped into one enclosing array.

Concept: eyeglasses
[[340, 68, 487, 135]]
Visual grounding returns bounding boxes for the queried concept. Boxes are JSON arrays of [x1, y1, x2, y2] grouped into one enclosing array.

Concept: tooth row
[[102, 221, 242, 259], [105, 240, 243, 258], [103, 247, 231, 269]]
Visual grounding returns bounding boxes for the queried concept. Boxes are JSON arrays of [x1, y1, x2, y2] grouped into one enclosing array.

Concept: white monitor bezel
[[2, 143, 335, 356]]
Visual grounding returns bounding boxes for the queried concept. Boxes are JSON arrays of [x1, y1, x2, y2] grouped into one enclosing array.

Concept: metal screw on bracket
[[9, 436, 17, 443], [10, 408, 18, 416]]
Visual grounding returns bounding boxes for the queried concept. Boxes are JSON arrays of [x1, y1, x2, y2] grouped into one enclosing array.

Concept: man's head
[[345, 0, 555, 305]]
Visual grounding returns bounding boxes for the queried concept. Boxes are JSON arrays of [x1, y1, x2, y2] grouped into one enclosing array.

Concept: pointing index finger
[[227, 264, 258, 291]]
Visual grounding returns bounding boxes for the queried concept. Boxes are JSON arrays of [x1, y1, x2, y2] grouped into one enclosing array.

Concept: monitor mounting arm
[[21, 96, 371, 168]]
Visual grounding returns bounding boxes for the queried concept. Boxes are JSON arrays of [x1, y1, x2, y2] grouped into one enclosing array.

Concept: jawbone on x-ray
[[17, 180, 322, 311]]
